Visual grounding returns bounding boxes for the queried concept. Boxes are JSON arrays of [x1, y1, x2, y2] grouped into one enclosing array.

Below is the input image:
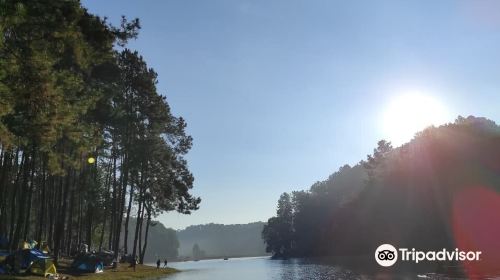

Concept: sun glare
[[382, 91, 450, 146]]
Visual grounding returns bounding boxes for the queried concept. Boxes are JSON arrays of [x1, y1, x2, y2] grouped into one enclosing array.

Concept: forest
[[177, 222, 267, 258], [123, 218, 179, 263], [0, 0, 200, 264], [124, 221, 268, 262], [263, 116, 500, 273]]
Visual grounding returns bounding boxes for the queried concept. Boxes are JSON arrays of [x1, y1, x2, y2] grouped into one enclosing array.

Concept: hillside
[[122, 218, 179, 263], [177, 222, 268, 258], [263, 116, 500, 275], [121, 220, 267, 261]]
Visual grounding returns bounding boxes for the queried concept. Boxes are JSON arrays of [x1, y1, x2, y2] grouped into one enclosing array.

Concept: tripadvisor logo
[[375, 244, 482, 267], [375, 244, 398, 267]]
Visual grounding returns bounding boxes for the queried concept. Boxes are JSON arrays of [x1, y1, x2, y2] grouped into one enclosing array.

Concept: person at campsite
[[129, 255, 137, 272], [163, 258, 168, 268], [156, 259, 161, 269]]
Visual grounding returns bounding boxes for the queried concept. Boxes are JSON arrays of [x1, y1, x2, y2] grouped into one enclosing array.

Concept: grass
[[0, 261, 178, 280]]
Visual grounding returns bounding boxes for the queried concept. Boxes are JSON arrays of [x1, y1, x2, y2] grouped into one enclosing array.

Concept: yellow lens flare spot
[[87, 157, 96, 164]]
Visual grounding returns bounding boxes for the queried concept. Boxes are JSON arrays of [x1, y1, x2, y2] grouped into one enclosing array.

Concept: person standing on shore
[[129, 255, 137, 272], [163, 259, 168, 268], [156, 259, 161, 269]]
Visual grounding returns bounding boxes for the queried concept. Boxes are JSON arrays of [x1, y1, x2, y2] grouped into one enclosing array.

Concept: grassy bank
[[0, 262, 178, 280]]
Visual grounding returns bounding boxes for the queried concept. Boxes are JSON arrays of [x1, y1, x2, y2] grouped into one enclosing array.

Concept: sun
[[382, 91, 450, 146]]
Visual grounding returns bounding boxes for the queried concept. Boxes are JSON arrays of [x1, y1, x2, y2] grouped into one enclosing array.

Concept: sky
[[83, 0, 500, 230]]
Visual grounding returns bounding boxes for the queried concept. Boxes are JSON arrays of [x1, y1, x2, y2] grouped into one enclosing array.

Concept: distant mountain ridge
[[122, 218, 179, 263], [177, 222, 268, 258], [122, 220, 268, 261]]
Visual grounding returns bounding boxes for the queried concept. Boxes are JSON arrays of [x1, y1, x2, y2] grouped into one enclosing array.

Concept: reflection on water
[[161, 257, 362, 280]]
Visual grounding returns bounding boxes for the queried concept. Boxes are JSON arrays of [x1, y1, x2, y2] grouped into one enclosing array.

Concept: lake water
[[161, 257, 364, 280]]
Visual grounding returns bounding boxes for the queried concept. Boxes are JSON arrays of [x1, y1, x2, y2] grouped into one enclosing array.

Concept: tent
[[16, 249, 57, 277], [72, 254, 104, 273], [22, 240, 38, 250], [96, 250, 114, 266], [4, 249, 57, 277], [30, 257, 57, 277], [15, 249, 47, 269]]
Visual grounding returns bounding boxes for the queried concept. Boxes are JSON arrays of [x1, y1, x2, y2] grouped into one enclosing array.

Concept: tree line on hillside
[[122, 221, 268, 262], [263, 116, 500, 268], [123, 218, 179, 263], [177, 222, 267, 258], [0, 0, 200, 264]]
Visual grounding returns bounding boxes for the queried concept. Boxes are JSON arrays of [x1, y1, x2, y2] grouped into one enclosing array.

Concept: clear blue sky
[[83, 0, 500, 229]]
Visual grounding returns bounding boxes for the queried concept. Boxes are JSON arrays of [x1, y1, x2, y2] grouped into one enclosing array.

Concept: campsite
[[0, 241, 175, 280], [5, 0, 500, 279]]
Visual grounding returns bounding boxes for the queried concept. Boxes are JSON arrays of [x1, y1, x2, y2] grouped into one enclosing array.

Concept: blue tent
[[0, 249, 56, 276], [71, 253, 104, 273], [16, 249, 50, 269]]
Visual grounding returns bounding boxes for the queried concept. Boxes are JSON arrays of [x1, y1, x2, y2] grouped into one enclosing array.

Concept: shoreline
[[0, 263, 178, 280], [169, 254, 271, 263]]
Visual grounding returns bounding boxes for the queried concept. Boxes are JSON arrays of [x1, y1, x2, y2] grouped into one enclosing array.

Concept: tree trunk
[[140, 208, 151, 264], [109, 153, 117, 251], [123, 181, 135, 254], [66, 184, 75, 255], [23, 152, 36, 241], [138, 208, 143, 262], [11, 151, 28, 251], [53, 166, 72, 262], [98, 160, 112, 251], [0, 151, 12, 236], [131, 195, 142, 260], [36, 160, 47, 244], [113, 153, 129, 259]]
